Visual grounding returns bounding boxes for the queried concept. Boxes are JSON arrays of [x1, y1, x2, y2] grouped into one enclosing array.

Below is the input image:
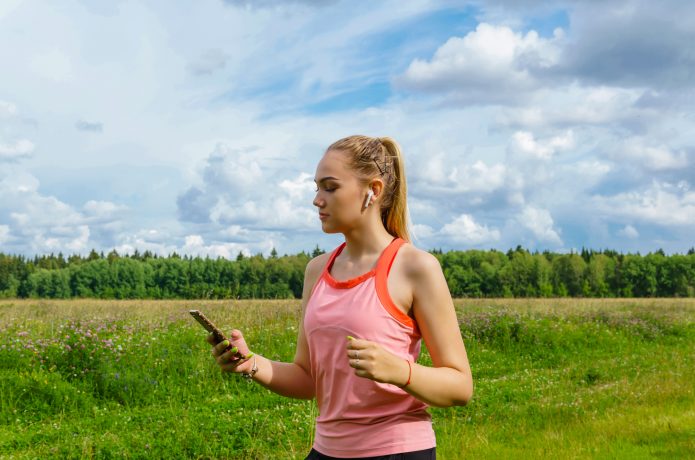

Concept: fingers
[[346, 335, 369, 350], [212, 339, 231, 357], [219, 354, 253, 373]]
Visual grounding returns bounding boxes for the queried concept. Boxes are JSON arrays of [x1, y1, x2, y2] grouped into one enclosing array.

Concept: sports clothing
[[303, 237, 436, 458]]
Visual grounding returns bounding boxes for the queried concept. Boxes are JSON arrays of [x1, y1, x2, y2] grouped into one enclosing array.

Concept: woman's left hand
[[346, 337, 410, 387]]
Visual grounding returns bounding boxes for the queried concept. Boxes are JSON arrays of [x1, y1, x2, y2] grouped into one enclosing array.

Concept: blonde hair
[[327, 135, 411, 242]]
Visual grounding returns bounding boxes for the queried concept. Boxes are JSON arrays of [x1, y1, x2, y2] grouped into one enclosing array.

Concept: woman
[[209, 135, 473, 459]]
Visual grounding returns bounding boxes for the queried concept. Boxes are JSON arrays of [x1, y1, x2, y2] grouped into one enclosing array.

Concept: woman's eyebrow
[[314, 176, 340, 184]]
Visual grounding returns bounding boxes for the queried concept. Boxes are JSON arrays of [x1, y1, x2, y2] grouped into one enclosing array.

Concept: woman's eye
[[315, 187, 335, 192]]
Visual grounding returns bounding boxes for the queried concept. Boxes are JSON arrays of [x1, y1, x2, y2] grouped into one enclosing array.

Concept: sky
[[1, 0, 694, 258]]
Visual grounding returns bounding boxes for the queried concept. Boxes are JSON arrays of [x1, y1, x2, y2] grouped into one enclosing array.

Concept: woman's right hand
[[207, 329, 254, 373]]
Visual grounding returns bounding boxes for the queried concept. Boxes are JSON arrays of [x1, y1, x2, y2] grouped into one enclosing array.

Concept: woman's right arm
[[210, 255, 324, 400]]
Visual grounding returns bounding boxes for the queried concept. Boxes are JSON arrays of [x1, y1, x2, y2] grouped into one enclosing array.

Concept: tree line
[[1, 246, 694, 299]]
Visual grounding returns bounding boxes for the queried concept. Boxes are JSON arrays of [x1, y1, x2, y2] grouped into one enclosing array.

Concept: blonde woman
[[209, 135, 473, 459]]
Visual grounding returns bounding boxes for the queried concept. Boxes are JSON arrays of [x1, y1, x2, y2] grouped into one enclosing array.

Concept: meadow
[[1, 298, 693, 459]]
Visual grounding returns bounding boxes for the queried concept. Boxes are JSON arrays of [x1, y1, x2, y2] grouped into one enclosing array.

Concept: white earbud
[[364, 189, 374, 209]]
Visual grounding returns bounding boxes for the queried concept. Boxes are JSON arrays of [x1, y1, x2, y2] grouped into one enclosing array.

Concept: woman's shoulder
[[305, 251, 332, 277], [397, 241, 443, 279]]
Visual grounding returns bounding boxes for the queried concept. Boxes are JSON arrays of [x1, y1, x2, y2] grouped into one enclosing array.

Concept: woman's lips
[[319, 213, 329, 220]]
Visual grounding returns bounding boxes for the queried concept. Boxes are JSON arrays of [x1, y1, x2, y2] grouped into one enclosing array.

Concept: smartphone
[[189, 310, 246, 358]]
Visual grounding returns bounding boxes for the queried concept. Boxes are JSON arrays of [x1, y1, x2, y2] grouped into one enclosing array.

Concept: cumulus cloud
[[177, 143, 317, 233], [82, 200, 128, 223], [496, 85, 650, 131], [517, 206, 563, 246], [611, 138, 689, 171], [0, 165, 129, 255], [509, 130, 574, 160], [409, 151, 516, 211], [592, 181, 695, 227], [618, 224, 639, 239], [399, 23, 563, 104], [440, 214, 501, 245], [0, 139, 34, 161], [411, 223, 435, 240], [182, 234, 263, 259]]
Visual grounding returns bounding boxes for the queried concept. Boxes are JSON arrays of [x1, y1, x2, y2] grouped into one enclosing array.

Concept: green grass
[[0, 298, 693, 459]]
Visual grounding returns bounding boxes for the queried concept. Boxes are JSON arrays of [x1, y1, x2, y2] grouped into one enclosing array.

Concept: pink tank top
[[304, 237, 436, 458]]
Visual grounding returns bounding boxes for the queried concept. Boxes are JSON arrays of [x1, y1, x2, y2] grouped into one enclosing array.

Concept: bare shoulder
[[306, 251, 331, 277], [398, 242, 443, 280], [302, 252, 331, 299]]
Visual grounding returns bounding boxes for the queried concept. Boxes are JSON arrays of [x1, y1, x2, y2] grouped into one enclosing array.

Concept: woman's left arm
[[403, 251, 473, 407], [346, 251, 473, 407]]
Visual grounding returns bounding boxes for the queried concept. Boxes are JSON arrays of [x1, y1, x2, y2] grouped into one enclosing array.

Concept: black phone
[[189, 310, 245, 358]]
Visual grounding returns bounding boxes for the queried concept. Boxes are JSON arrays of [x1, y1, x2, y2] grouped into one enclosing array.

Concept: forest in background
[[1, 245, 694, 299]]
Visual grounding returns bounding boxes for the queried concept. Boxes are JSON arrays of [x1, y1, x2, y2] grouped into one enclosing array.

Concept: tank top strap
[[375, 237, 405, 275], [375, 237, 415, 330]]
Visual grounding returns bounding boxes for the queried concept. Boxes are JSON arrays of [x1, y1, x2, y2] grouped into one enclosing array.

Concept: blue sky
[[1, 0, 693, 258]]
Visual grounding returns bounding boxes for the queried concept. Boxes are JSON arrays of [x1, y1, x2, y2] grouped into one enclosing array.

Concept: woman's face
[[313, 149, 369, 234]]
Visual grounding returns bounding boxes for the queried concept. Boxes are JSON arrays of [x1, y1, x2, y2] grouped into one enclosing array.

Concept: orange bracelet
[[402, 360, 412, 387]]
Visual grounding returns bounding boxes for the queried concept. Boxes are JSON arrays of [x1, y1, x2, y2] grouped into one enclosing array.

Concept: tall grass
[[1, 299, 693, 459]]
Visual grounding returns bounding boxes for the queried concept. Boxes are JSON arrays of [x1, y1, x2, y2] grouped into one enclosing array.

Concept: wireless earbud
[[363, 189, 374, 209]]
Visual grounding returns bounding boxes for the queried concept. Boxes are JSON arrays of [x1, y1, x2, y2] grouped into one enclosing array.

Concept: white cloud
[[618, 224, 639, 239], [612, 138, 689, 171], [0, 166, 131, 254], [182, 234, 261, 259], [440, 214, 501, 245], [279, 172, 315, 201], [496, 85, 648, 129], [517, 206, 563, 246], [593, 181, 695, 227], [411, 223, 435, 239], [83, 200, 128, 220], [424, 156, 506, 193], [400, 23, 562, 102], [0, 100, 17, 118], [0, 225, 9, 244], [509, 130, 574, 160], [0, 139, 34, 161]]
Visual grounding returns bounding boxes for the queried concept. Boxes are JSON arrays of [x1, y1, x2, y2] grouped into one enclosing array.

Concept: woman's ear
[[370, 179, 384, 200]]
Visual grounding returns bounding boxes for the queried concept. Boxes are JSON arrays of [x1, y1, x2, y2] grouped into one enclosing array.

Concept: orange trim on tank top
[[321, 237, 415, 330], [375, 238, 415, 330]]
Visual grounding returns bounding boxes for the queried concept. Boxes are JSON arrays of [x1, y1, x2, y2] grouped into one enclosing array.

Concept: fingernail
[[221, 340, 229, 348], [347, 335, 355, 341], [246, 352, 254, 358], [231, 347, 238, 354]]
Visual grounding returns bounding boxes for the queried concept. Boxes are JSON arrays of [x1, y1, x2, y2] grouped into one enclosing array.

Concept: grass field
[[1, 298, 694, 459]]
